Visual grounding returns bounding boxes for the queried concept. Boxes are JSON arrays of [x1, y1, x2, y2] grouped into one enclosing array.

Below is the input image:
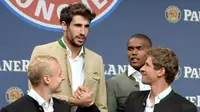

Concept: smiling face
[[140, 56, 159, 85], [127, 38, 150, 71], [48, 61, 64, 93], [140, 47, 179, 85]]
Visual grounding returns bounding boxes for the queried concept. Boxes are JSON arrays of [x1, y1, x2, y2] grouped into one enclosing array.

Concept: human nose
[[140, 65, 145, 73], [61, 74, 65, 81], [80, 27, 85, 35], [132, 49, 138, 55]]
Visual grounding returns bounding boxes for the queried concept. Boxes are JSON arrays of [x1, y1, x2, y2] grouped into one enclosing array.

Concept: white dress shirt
[[62, 38, 85, 93], [128, 65, 151, 91], [144, 86, 172, 112], [28, 89, 54, 112]]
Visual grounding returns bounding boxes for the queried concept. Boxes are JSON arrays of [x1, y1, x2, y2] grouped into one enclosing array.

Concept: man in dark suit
[[124, 47, 197, 112], [1, 55, 100, 112], [107, 34, 152, 112]]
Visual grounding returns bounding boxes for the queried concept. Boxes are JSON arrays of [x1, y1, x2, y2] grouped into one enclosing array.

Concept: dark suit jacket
[[124, 90, 197, 112], [107, 70, 140, 112], [0, 95, 100, 112]]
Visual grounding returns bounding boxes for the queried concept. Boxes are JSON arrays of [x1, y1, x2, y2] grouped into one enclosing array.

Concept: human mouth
[[141, 72, 146, 76], [76, 36, 85, 42], [131, 57, 139, 63]]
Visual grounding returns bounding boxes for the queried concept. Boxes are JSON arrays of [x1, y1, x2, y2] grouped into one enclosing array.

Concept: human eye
[[85, 24, 90, 28], [137, 46, 142, 51], [74, 24, 82, 27], [128, 47, 133, 51]]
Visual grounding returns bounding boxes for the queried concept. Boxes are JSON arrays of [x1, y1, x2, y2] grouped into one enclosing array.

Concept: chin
[[132, 65, 140, 70], [75, 44, 83, 47], [142, 81, 149, 85], [55, 90, 62, 93], [54, 87, 62, 93]]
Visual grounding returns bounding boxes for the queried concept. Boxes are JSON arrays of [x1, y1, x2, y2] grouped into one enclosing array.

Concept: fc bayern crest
[[1, 0, 121, 32]]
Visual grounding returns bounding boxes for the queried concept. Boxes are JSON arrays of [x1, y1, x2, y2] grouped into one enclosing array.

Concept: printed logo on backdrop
[[165, 5, 200, 23], [185, 95, 200, 107], [1, 0, 120, 32], [175, 66, 200, 79], [104, 64, 128, 76], [175, 66, 182, 80], [184, 66, 200, 79], [5, 86, 24, 104], [165, 5, 181, 23]]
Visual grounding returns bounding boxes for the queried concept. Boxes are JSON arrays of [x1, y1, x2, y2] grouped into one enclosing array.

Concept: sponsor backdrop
[[0, 0, 200, 111]]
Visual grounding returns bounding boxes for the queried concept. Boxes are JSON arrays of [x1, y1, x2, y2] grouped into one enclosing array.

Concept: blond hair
[[28, 55, 58, 86]]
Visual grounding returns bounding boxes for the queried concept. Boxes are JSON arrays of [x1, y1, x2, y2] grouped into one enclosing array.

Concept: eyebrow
[[145, 62, 150, 66], [128, 45, 143, 49], [74, 23, 90, 27]]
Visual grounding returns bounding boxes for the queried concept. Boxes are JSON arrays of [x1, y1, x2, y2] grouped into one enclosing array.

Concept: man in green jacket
[[107, 34, 152, 112]]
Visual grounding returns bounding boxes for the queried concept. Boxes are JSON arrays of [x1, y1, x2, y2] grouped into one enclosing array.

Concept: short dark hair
[[130, 33, 152, 47], [147, 47, 179, 84], [59, 2, 96, 25]]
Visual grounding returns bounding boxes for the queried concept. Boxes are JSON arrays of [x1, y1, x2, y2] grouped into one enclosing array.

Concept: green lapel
[[58, 38, 86, 56]]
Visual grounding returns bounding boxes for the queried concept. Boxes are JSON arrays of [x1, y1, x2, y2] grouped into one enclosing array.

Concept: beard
[[71, 35, 86, 47]]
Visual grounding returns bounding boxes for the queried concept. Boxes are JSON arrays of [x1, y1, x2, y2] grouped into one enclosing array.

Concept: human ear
[[43, 75, 51, 85], [61, 21, 67, 31]]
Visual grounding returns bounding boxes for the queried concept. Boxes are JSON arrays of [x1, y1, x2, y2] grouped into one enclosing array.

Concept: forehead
[[128, 38, 149, 48], [146, 56, 153, 65], [51, 61, 61, 72], [71, 15, 90, 24]]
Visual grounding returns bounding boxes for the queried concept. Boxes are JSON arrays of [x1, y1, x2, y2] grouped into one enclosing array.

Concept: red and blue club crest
[[1, 0, 121, 32]]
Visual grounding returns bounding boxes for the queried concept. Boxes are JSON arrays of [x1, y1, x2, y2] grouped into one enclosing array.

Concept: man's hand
[[68, 86, 94, 107]]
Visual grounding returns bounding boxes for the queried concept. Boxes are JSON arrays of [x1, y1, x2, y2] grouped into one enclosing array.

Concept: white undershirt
[[61, 38, 85, 93], [28, 89, 54, 112], [128, 65, 151, 91], [144, 86, 172, 112]]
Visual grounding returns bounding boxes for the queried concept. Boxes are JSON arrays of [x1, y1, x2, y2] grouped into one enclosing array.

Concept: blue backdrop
[[0, 0, 200, 111]]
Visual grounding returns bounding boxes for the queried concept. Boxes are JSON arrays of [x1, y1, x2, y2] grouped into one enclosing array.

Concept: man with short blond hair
[[1, 55, 70, 112], [28, 55, 58, 87], [1, 55, 100, 112]]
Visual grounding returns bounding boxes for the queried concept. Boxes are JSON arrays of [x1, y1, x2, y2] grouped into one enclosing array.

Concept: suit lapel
[[65, 53, 72, 86], [125, 70, 140, 89], [140, 91, 149, 112], [83, 47, 90, 86], [153, 90, 175, 112], [58, 39, 72, 86]]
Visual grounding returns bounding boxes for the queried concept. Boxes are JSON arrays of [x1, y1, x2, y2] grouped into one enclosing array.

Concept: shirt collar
[[28, 89, 54, 106], [60, 37, 84, 58], [155, 86, 172, 103], [147, 86, 172, 105], [127, 64, 140, 77]]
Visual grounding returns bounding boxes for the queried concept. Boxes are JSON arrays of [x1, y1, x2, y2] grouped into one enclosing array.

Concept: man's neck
[[33, 87, 52, 104], [149, 82, 169, 104], [63, 36, 82, 59], [134, 66, 142, 71]]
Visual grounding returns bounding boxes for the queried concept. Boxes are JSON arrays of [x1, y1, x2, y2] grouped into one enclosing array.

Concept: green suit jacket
[[106, 71, 139, 112], [29, 39, 107, 112]]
